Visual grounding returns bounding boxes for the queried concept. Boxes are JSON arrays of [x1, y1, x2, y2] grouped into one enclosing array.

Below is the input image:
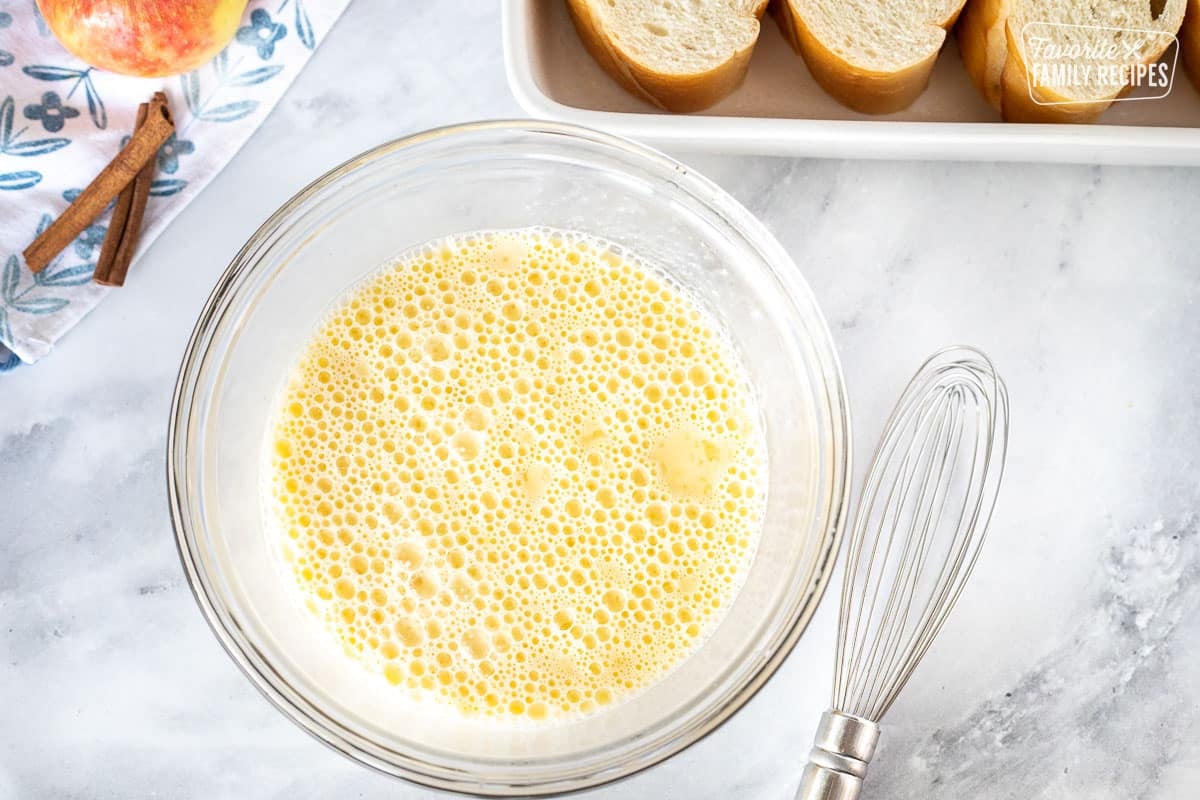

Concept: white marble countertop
[[3, 1, 1200, 798]]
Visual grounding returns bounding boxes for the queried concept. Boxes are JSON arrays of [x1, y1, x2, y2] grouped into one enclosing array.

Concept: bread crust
[[956, 0, 1010, 109], [565, 0, 768, 112], [772, 0, 965, 114], [1183, 0, 1200, 93]]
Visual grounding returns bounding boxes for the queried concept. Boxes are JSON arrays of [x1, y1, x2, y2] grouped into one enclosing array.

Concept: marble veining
[[3, 1, 1200, 798], [866, 516, 1200, 799]]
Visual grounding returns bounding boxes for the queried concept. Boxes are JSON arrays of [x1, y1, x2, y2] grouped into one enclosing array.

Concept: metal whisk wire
[[797, 346, 1008, 800]]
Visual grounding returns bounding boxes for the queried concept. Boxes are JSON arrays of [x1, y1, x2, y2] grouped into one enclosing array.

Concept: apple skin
[[36, 0, 249, 77]]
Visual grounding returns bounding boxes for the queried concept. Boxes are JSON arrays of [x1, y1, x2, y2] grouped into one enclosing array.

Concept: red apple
[[36, 0, 249, 77]]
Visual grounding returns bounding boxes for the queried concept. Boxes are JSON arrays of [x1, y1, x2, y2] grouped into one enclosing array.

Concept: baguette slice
[[958, 0, 1186, 123], [956, 0, 1011, 108], [771, 0, 967, 114], [565, 0, 769, 112]]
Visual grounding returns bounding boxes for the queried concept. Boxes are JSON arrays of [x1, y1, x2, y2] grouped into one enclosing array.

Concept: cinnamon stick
[[94, 93, 165, 287], [23, 93, 173, 273], [92, 101, 150, 286]]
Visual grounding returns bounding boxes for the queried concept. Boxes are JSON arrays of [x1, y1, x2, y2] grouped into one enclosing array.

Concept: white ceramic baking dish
[[501, 0, 1200, 164]]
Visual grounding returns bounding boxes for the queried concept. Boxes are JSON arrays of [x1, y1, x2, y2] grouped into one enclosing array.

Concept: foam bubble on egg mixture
[[266, 228, 766, 722]]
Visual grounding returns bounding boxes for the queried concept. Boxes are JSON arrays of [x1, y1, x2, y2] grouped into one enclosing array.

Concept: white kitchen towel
[[0, 0, 350, 370]]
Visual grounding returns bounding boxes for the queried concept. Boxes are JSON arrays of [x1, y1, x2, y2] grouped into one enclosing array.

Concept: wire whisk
[[797, 346, 1009, 800]]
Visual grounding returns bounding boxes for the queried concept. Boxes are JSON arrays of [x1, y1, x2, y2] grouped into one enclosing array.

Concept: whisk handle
[[795, 711, 880, 800]]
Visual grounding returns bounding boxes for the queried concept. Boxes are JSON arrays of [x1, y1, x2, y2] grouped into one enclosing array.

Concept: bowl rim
[[167, 119, 851, 797]]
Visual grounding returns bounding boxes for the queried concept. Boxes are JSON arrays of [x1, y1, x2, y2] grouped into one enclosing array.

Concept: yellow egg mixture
[[267, 228, 766, 721]]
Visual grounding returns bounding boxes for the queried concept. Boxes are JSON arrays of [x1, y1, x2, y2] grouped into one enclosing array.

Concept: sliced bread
[[958, 0, 1186, 122], [771, 0, 967, 114], [565, 0, 769, 112]]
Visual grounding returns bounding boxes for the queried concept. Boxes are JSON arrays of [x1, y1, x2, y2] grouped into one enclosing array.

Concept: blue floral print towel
[[0, 0, 350, 369]]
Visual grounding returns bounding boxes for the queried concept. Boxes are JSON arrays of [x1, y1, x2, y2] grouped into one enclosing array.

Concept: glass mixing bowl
[[168, 121, 849, 795]]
